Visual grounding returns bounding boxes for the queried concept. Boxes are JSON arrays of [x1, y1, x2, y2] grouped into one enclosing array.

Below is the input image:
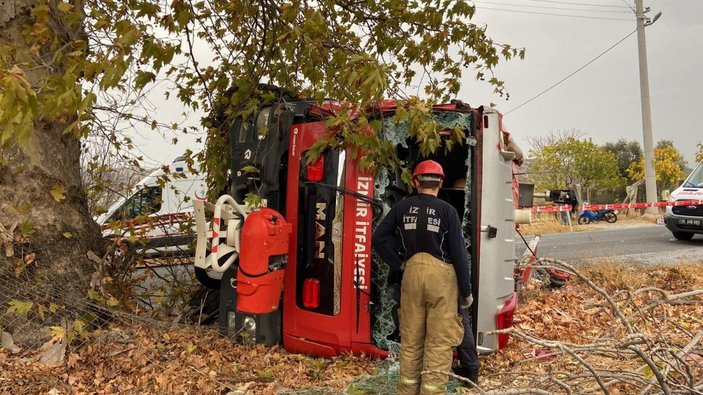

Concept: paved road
[[516, 224, 703, 265]]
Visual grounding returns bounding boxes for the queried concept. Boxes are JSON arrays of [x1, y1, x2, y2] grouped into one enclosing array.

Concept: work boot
[[452, 365, 479, 387]]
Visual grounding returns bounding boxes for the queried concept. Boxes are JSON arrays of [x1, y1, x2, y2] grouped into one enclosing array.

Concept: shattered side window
[[380, 110, 473, 142], [371, 109, 475, 355], [370, 167, 400, 355], [379, 117, 409, 149], [433, 111, 473, 131]]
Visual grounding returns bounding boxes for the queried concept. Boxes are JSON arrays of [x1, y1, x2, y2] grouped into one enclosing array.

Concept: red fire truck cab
[[193, 88, 526, 357]]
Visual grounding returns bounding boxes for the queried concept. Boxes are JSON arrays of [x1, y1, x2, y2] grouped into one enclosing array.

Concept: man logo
[[314, 203, 327, 259]]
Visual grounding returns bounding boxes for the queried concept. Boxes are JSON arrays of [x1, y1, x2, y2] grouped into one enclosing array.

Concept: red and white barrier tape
[[100, 212, 192, 232], [530, 205, 572, 213], [530, 200, 703, 213]]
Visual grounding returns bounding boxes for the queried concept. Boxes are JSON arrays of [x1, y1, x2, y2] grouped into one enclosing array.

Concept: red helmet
[[413, 160, 445, 181]]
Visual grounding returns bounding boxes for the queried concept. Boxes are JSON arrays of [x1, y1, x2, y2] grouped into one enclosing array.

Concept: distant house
[[515, 158, 537, 207]]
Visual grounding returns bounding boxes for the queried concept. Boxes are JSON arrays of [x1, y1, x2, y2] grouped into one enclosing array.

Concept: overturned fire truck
[[192, 89, 534, 358]]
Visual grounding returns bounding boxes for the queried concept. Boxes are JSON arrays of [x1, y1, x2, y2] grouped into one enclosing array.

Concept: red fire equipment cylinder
[[236, 208, 291, 314]]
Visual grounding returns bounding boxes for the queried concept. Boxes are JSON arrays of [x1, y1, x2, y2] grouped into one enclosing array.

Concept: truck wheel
[[604, 212, 617, 224], [672, 231, 694, 241], [578, 216, 590, 225], [194, 267, 222, 289]]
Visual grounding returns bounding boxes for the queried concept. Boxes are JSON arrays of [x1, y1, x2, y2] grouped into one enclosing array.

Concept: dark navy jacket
[[372, 193, 472, 298]]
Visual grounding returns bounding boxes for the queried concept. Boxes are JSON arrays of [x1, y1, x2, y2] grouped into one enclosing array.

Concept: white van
[[664, 160, 703, 240], [96, 158, 206, 255]]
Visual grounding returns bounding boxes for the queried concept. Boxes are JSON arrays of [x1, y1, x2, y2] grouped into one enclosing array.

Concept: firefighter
[[372, 160, 473, 395]]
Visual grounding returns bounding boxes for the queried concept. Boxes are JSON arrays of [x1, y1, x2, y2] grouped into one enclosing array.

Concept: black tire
[[604, 211, 618, 224], [672, 231, 694, 241], [548, 276, 567, 288], [578, 216, 590, 225], [194, 267, 222, 289]]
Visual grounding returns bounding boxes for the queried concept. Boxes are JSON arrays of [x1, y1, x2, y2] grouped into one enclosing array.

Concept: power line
[[619, 0, 636, 12], [505, 29, 637, 115], [478, 6, 632, 21], [473, 0, 632, 13], [512, 0, 631, 8]]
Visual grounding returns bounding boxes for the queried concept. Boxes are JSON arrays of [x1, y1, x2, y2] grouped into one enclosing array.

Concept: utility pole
[[635, 0, 661, 214]]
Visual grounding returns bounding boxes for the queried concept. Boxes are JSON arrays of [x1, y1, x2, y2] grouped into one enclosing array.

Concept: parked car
[[664, 160, 703, 240]]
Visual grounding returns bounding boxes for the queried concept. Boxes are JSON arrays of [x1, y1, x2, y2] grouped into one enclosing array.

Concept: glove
[[460, 294, 473, 309]]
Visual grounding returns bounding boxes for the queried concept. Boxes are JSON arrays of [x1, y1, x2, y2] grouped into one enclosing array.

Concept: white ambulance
[[664, 160, 703, 240], [96, 158, 205, 256]]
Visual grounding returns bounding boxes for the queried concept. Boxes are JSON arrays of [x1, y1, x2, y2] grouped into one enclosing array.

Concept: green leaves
[[19, 221, 35, 237], [87, 288, 102, 302], [244, 192, 263, 209], [628, 141, 687, 192], [603, 139, 643, 183], [114, 20, 141, 49], [87, 288, 119, 308], [57, 1, 74, 13], [530, 136, 621, 192], [99, 61, 128, 91], [134, 71, 156, 90], [50, 185, 67, 202], [185, 0, 520, 188], [6, 300, 34, 315], [0, 67, 38, 146], [2, 0, 522, 208]]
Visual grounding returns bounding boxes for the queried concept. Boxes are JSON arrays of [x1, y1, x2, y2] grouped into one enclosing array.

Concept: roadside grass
[[583, 260, 703, 292], [518, 214, 575, 236], [519, 211, 661, 236]]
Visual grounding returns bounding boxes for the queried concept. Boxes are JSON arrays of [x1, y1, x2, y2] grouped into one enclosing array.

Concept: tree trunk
[[1, 0, 101, 345]]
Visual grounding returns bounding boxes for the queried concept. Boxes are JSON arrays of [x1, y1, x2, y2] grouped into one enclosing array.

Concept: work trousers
[[457, 305, 480, 374], [397, 253, 464, 395]]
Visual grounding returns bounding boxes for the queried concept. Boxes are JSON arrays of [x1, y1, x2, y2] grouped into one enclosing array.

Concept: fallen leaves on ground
[[1, 326, 378, 394], [481, 263, 703, 393], [1, 263, 701, 394]]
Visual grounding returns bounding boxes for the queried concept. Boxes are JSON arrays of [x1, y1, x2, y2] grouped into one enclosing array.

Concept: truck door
[[295, 148, 345, 316], [282, 114, 383, 357], [282, 117, 353, 355]]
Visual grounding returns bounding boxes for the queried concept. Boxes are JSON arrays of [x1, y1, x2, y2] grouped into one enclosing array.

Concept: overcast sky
[[461, 0, 702, 165], [134, 0, 702, 167]]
